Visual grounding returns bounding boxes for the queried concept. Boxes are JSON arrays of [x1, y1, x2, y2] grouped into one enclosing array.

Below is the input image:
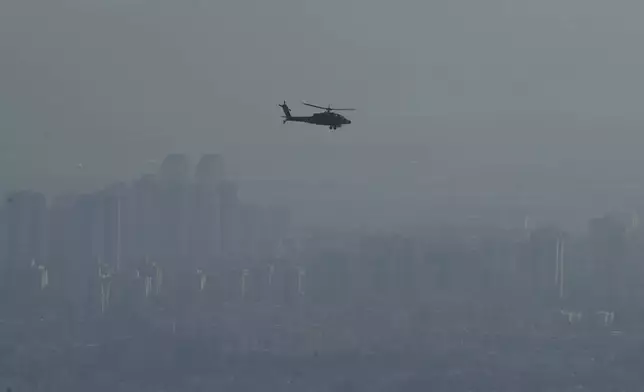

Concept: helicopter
[[278, 101, 354, 131]]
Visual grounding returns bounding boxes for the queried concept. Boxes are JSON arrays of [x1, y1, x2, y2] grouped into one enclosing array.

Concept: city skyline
[[1, 153, 292, 271], [3, 0, 644, 389]]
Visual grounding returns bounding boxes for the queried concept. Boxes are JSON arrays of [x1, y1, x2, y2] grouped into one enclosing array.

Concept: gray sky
[[2, 0, 644, 225]]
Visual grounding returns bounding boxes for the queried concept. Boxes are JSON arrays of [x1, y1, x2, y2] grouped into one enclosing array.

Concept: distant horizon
[[3, 150, 642, 234]]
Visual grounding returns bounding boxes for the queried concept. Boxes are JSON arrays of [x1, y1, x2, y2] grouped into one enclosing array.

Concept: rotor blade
[[301, 101, 328, 110], [301, 101, 356, 111]]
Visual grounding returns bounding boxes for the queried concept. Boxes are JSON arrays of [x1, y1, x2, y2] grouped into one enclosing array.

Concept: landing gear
[[329, 126, 337, 131]]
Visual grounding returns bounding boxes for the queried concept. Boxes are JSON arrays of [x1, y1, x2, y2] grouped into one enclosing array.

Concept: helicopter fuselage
[[279, 101, 353, 130], [287, 112, 351, 127]]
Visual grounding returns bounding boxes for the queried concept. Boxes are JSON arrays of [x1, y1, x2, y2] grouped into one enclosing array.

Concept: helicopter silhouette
[[279, 101, 354, 131]]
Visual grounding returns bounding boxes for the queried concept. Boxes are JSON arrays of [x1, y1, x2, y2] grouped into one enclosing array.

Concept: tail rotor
[[278, 100, 292, 123]]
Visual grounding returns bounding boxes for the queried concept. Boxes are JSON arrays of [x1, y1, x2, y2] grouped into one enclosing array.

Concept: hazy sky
[[2, 0, 644, 223]]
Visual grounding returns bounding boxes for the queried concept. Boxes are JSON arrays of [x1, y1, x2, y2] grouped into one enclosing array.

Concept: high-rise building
[[5, 191, 48, 271], [235, 204, 291, 261], [158, 154, 192, 268], [48, 193, 77, 270], [100, 182, 128, 271], [159, 153, 190, 184], [131, 174, 160, 263], [265, 205, 291, 257], [62, 192, 103, 318], [70, 193, 102, 266], [0, 206, 6, 275], [525, 226, 564, 296], [218, 179, 240, 259], [237, 203, 261, 260], [588, 215, 627, 305], [195, 153, 225, 185], [191, 154, 225, 268]]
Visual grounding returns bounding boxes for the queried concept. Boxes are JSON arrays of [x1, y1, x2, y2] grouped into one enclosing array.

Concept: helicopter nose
[[346, 119, 351, 124]]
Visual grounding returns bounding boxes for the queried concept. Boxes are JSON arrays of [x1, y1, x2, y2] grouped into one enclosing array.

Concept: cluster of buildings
[[1, 153, 643, 337], [0, 154, 292, 315]]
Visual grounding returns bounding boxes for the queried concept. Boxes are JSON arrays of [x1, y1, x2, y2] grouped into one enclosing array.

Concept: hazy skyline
[[2, 0, 644, 226]]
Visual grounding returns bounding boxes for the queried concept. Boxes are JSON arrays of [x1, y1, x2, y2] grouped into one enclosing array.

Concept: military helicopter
[[279, 101, 354, 131]]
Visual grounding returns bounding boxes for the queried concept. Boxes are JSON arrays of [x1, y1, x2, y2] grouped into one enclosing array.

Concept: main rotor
[[301, 100, 355, 113]]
